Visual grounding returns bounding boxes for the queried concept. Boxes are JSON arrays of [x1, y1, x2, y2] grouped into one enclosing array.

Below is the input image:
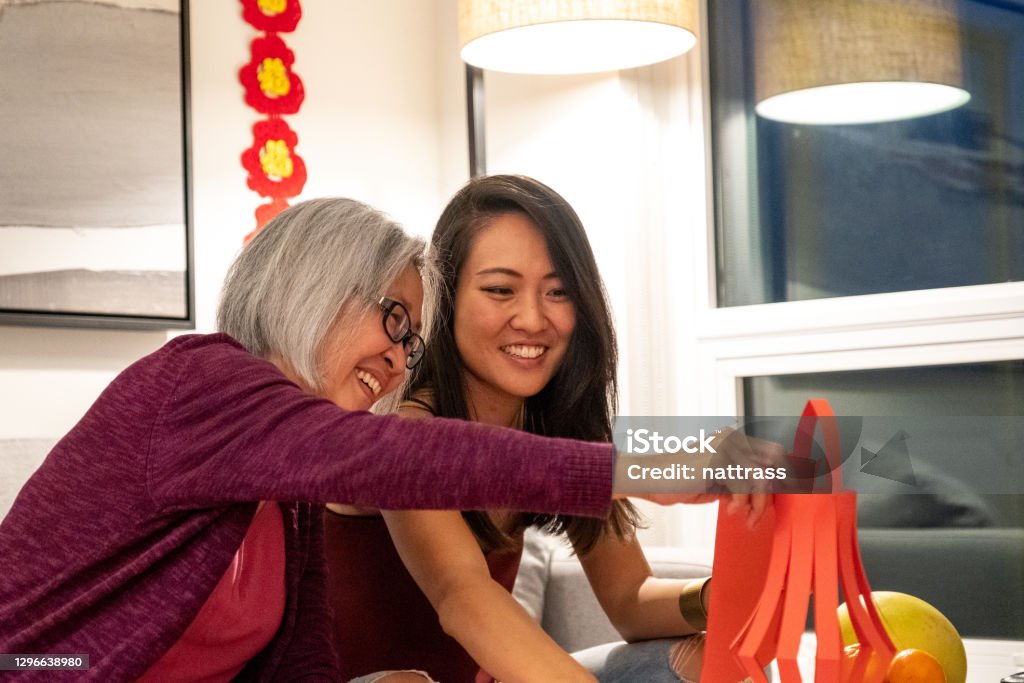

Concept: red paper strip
[[703, 502, 778, 682]]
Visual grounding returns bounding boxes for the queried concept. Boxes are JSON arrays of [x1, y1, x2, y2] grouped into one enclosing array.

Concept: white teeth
[[501, 345, 546, 359], [356, 370, 382, 396]]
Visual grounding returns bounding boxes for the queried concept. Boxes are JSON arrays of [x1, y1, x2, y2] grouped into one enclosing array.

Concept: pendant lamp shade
[[458, 0, 698, 75], [754, 0, 970, 125]]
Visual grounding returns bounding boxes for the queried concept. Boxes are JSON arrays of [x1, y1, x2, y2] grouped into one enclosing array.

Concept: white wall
[[0, 0, 462, 495]]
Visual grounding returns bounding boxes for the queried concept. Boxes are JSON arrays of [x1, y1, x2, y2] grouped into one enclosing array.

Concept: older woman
[[0, 198, 641, 681]]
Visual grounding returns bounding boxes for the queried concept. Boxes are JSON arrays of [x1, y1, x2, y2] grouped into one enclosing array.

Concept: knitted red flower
[[244, 197, 292, 243], [240, 118, 307, 199], [239, 34, 305, 115], [239, 0, 301, 33]]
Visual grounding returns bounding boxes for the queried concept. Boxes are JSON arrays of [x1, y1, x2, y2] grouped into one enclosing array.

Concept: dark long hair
[[407, 174, 641, 555]]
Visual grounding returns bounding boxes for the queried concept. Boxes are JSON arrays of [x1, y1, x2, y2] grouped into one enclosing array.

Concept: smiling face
[[454, 212, 576, 422], [317, 263, 424, 411]]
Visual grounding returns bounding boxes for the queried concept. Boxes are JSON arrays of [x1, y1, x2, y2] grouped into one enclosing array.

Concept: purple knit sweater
[[0, 334, 613, 681]]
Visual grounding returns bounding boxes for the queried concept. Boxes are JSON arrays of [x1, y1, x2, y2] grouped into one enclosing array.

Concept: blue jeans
[[351, 638, 706, 683], [348, 672, 435, 683], [572, 636, 703, 683]]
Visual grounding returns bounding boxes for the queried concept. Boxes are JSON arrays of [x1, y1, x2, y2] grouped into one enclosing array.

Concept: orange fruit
[[887, 648, 947, 683]]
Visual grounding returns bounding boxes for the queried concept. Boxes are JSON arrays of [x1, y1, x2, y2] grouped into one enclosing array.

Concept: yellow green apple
[[838, 591, 966, 683]]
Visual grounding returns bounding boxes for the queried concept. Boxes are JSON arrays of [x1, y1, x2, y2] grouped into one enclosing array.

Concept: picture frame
[[0, 0, 194, 330]]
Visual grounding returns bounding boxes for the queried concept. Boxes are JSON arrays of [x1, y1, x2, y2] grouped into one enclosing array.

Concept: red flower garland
[[239, 0, 305, 238]]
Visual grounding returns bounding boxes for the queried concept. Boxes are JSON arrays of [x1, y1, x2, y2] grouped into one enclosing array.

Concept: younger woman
[[326, 177, 783, 682]]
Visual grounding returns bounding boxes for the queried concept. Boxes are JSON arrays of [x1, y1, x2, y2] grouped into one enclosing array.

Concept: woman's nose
[[510, 296, 546, 333], [381, 337, 404, 372]]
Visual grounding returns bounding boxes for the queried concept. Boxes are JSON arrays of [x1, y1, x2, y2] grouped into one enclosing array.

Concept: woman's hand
[[707, 427, 788, 527]]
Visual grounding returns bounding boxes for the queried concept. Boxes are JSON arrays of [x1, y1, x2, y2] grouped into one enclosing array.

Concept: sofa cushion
[[513, 529, 713, 653], [0, 438, 54, 520], [858, 527, 1024, 639], [856, 460, 1000, 529]]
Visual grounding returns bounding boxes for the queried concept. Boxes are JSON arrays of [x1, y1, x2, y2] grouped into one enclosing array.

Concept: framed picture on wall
[[0, 0, 193, 330]]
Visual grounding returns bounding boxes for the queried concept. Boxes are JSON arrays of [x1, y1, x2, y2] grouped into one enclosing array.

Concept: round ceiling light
[[754, 0, 970, 125], [458, 1, 698, 75]]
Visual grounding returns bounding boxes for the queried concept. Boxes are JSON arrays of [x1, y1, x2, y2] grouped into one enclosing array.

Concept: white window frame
[[695, 290, 1024, 415]]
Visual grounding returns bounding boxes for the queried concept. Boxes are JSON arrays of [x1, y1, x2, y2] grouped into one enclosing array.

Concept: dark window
[[710, 0, 1024, 307]]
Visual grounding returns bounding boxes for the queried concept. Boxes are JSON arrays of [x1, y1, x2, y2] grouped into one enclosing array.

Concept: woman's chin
[[328, 390, 376, 412], [497, 379, 550, 401]]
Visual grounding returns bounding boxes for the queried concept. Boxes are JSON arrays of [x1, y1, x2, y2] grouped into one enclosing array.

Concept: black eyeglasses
[[378, 297, 426, 369]]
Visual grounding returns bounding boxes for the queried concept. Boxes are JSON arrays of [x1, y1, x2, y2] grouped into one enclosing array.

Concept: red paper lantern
[[703, 400, 898, 683]]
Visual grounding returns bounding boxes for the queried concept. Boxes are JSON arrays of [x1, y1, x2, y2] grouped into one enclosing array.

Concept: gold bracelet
[[678, 576, 711, 631]]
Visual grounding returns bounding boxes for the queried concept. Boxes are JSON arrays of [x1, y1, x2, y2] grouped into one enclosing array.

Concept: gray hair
[[217, 198, 436, 399]]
